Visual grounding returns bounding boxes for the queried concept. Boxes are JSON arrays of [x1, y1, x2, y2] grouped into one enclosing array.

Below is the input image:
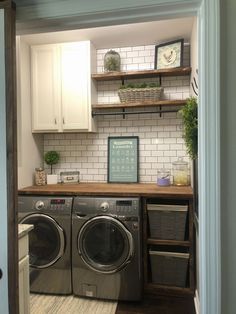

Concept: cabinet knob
[[54, 118, 57, 124], [63, 118, 65, 124], [0, 268, 3, 279]]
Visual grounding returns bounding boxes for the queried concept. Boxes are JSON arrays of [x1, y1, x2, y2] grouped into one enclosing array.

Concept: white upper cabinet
[[31, 41, 96, 132]]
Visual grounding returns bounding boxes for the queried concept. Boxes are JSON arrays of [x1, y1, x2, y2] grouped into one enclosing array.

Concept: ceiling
[[20, 17, 194, 48]]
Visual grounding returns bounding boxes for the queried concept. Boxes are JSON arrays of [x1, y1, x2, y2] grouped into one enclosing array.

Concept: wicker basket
[[118, 87, 163, 103]]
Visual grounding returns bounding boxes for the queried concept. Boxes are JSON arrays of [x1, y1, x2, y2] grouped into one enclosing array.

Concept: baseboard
[[194, 289, 200, 314]]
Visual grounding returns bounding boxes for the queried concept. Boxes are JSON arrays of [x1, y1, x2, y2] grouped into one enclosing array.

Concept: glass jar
[[35, 168, 46, 186], [157, 169, 170, 186], [104, 50, 121, 72], [172, 158, 189, 186]]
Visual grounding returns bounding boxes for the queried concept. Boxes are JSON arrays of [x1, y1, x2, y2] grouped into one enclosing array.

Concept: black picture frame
[[154, 38, 184, 70], [107, 136, 139, 183]]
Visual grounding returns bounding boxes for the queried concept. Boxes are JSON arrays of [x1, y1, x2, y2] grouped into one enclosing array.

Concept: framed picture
[[155, 39, 184, 70], [108, 136, 139, 183]]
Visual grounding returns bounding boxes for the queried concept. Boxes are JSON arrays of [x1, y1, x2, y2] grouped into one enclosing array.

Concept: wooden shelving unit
[[91, 67, 191, 117], [147, 238, 191, 247], [143, 197, 194, 297]]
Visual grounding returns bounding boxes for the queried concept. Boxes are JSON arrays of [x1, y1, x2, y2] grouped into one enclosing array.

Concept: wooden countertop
[[18, 224, 34, 239], [18, 183, 193, 199]]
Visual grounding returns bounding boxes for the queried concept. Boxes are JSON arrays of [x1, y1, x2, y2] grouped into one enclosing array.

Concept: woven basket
[[118, 87, 163, 103]]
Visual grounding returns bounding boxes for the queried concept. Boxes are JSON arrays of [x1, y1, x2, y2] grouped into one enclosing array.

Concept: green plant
[[44, 151, 60, 174], [119, 82, 160, 89], [179, 97, 198, 160]]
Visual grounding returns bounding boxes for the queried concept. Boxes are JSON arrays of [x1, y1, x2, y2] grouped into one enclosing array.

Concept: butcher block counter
[[18, 183, 193, 199]]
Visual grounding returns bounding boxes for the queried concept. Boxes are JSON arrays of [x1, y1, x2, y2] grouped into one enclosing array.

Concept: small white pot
[[47, 174, 58, 185]]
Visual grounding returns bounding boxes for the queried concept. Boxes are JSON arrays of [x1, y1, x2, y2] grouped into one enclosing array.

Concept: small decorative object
[[35, 167, 46, 186], [172, 157, 189, 186], [108, 136, 139, 183], [157, 169, 170, 186], [44, 150, 60, 185], [179, 97, 198, 160], [155, 39, 184, 70], [118, 82, 163, 103], [104, 50, 121, 72], [60, 171, 80, 184]]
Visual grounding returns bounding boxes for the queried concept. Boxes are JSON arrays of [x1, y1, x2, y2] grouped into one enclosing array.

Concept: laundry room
[[15, 11, 199, 314]]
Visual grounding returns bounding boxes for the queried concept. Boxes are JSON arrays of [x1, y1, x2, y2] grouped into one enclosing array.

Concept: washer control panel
[[33, 197, 73, 212]]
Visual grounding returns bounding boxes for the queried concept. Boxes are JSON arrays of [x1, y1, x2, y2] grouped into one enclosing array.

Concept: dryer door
[[78, 215, 134, 274], [20, 214, 65, 269]]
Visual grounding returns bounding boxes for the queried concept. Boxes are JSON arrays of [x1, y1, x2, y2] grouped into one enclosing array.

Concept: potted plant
[[179, 97, 198, 211], [118, 82, 163, 103], [179, 96, 198, 160], [44, 151, 60, 184]]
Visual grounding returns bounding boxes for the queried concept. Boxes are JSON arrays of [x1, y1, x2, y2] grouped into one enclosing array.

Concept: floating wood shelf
[[92, 99, 186, 110], [147, 238, 190, 247], [92, 99, 186, 117], [92, 67, 191, 81]]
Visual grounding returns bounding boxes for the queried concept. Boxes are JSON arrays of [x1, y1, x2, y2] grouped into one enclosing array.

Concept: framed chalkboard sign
[[108, 136, 139, 183]]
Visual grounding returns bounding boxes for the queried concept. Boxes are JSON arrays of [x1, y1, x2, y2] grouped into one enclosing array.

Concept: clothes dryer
[[72, 197, 142, 300]]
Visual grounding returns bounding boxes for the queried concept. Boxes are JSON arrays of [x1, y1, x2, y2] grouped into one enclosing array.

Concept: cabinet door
[[31, 44, 61, 132], [19, 255, 30, 314], [60, 42, 90, 131]]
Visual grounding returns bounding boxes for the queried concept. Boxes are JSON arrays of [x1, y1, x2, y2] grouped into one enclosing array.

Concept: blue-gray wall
[[221, 0, 236, 312]]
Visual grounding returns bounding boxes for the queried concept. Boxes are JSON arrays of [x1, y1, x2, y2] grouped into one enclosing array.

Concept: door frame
[[0, 1, 18, 314], [13, 0, 220, 313]]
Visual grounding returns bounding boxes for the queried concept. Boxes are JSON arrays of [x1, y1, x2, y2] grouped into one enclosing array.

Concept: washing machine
[[18, 195, 73, 295], [72, 197, 142, 301]]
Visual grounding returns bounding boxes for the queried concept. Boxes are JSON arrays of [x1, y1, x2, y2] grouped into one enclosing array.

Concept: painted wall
[[221, 0, 236, 312], [17, 37, 44, 188]]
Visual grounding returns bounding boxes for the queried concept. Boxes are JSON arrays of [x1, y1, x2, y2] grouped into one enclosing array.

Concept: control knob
[[100, 202, 109, 212], [35, 200, 45, 210]]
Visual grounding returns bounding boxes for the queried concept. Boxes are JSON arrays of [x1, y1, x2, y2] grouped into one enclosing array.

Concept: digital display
[[51, 199, 65, 205], [116, 200, 132, 206]]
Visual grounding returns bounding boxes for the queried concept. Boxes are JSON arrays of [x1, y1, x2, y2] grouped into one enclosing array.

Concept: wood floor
[[31, 294, 195, 314], [30, 294, 117, 314], [116, 296, 196, 314]]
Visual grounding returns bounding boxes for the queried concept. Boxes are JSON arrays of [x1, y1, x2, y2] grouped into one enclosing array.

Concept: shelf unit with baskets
[[91, 67, 191, 117], [143, 194, 194, 297]]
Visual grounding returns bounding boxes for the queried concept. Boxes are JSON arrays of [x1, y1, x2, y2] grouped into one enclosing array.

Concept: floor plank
[[115, 296, 196, 314], [30, 294, 117, 314]]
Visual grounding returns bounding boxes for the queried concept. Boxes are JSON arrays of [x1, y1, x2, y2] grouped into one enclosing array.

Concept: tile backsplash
[[44, 43, 190, 183]]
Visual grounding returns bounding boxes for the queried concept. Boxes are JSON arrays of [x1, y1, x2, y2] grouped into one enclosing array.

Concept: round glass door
[[78, 216, 133, 273], [20, 214, 65, 269]]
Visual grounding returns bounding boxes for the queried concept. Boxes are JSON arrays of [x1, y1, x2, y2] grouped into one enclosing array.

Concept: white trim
[[194, 289, 200, 314], [198, 0, 221, 313], [0, 8, 9, 314]]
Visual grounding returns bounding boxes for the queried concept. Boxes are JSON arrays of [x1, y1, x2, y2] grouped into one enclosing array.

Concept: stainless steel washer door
[[78, 216, 133, 274], [20, 214, 65, 269]]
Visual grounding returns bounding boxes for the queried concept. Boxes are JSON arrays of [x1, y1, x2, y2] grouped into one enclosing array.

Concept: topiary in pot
[[179, 97, 198, 160], [44, 151, 60, 184]]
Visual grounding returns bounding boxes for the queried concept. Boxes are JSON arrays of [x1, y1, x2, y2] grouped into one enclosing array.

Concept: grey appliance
[[72, 197, 142, 301], [18, 196, 73, 294]]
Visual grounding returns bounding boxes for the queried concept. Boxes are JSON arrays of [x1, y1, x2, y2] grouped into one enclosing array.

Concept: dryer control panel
[[73, 197, 140, 217], [18, 196, 73, 213]]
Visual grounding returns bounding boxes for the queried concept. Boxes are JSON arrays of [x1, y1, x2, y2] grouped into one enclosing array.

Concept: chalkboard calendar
[[108, 136, 139, 183]]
